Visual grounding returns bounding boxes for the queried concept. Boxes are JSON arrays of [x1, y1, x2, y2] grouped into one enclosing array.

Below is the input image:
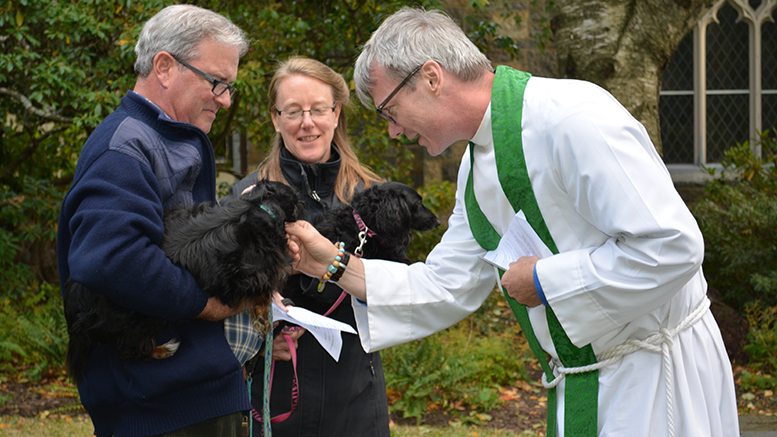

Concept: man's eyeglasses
[[274, 104, 336, 121], [171, 54, 236, 97], [375, 63, 425, 124]]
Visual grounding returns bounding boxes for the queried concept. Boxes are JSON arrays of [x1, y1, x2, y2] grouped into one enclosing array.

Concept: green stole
[[465, 66, 598, 436]]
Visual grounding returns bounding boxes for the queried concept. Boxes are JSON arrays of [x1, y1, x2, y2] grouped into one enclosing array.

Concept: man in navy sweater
[[57, 5, 251, 436]]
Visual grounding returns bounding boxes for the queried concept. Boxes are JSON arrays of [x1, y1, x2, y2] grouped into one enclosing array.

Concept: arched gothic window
[[660, 0, 777, 181]]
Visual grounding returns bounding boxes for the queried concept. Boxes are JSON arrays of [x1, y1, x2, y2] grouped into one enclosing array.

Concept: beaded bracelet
[[330, 251, 350, 283], [318, 242, 346, 292]]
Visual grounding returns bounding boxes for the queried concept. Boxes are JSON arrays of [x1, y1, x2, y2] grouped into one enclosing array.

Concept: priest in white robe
[[286, 7, 739, 437]]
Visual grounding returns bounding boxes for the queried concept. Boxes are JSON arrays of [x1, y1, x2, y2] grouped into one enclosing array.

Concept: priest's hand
[[501, 256, 542, 308], [285, 220, 339, 278], [285, 220, 368, 302]]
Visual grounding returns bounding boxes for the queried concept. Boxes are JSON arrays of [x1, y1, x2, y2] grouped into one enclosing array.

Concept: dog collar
[[352, 210, 377, 238], [352, 209, 378, 257], [260, 204, 277, 220]]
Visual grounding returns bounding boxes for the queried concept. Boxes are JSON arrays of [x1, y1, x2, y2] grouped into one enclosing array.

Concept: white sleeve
[[528, 80, 705, 347]]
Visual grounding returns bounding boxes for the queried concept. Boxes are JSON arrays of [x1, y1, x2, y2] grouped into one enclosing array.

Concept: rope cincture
[[538, 295, 711, 437]]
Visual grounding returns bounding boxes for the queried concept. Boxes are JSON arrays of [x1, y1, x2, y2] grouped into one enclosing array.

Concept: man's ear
[[421, 61, 443, 96], [153, 52, 177, 89]]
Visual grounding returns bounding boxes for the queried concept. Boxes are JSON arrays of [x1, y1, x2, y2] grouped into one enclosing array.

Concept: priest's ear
[[420, 61, 444, 96]]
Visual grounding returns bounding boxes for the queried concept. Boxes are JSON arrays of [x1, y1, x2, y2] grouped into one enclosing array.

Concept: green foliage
[[2, 0, 531, 186], [0, 0, 173, 187], [461, 0, 521, 60], [743, 301, 777, 375], [0, 178, 67, 381], [738, 369, 777, 392], [406, 180, 456, 263], [530, 0, 555, 52], [0, 294, 69, 382], [0, 178, 61, 305], [382, 290, 533, 424], [691, 130, 777, 311]]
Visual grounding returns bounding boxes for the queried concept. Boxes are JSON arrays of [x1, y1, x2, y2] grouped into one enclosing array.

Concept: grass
[[392, 424, 540, 436], [0, 415, 540, 437], [0, 415, 93, 437]]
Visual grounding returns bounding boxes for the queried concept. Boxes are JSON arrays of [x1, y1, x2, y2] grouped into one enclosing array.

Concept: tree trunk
[[550, 0, 717, 155]]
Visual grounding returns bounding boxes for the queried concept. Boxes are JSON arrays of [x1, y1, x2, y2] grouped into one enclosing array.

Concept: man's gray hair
[[134, 4, 249, 77], [354, 7, 492, 107]]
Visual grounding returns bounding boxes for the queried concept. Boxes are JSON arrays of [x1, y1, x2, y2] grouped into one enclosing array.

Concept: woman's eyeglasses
[[274, 104, 336, 121]]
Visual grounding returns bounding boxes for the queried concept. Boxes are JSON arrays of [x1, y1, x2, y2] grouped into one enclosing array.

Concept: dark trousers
[[151, 412, 243, 437]]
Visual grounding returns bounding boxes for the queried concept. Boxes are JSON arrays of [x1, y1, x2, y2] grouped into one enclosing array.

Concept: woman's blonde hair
[[256, 56, 382, 203]]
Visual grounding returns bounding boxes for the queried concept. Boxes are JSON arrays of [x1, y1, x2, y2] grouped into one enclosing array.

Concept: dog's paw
[[152, 338, 181, 359]]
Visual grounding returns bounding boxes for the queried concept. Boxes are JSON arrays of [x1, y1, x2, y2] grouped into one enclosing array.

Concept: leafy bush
[[406, 180, 456, 263], [738, 369, 777, 392], [691, 130, 777, 311], [0, 178, 68, 381], [0, 295, 69, 382], [743, 301, 777, 375], [382, 290, 533, 424]]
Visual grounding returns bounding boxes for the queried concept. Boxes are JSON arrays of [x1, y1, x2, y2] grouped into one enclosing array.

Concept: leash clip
[[355, 231, 367, 257]]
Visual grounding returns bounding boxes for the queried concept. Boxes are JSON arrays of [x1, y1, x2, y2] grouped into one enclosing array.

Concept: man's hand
[[500, 256, 543, 308], [197, 296, 257, 321]]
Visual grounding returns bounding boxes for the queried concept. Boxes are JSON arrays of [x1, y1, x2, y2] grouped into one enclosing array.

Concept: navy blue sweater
[[57, 91, 249, 437]]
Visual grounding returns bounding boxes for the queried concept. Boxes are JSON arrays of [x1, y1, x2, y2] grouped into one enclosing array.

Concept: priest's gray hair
[[134, 4, 249, 77], [354, 7, 492, 108]]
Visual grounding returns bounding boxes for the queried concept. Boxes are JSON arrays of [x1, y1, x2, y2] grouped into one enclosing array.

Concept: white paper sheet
[[480, 210, 553, 270], [272, 301, 357, 362]]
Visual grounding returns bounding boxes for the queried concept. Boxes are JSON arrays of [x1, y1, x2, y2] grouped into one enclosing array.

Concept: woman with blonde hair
[[225, 56, 390, 437]]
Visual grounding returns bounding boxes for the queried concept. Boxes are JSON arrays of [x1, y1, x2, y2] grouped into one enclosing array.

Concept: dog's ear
[[363, 185, 412, 238], [393, 183, 440, 232]]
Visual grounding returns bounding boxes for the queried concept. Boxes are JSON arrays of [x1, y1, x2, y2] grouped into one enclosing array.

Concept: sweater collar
[[123, 90, 206, 136]]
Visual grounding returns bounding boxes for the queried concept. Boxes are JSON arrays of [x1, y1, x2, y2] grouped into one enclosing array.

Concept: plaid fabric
[[224, 310, 263, 365]]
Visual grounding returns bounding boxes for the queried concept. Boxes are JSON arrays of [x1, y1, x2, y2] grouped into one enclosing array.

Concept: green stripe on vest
[[465, 65, 598, 437]]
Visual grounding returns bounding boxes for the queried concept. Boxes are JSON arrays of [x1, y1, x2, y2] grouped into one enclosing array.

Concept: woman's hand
[[272, 327, 306, 361]]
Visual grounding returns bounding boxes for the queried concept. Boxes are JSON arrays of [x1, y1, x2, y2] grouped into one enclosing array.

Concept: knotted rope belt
[[539, 296, 711, 437]]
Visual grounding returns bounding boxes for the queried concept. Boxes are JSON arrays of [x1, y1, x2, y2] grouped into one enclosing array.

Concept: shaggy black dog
[[312, 181, 441, 264], [64, 180, 306, 383]]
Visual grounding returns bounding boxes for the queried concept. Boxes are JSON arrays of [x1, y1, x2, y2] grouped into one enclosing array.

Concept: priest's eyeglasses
[[172, 55, 237, 97], [375, 63, 425, 124]]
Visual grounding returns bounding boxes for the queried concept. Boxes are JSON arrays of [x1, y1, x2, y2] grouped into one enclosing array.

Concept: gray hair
[[134, 4, 249, 77], [354, 7, 492, 107]]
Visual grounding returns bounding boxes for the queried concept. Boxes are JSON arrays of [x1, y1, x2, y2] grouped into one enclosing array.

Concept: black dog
[[312, 181, 441, 264], [64, 180, 306, 383]]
